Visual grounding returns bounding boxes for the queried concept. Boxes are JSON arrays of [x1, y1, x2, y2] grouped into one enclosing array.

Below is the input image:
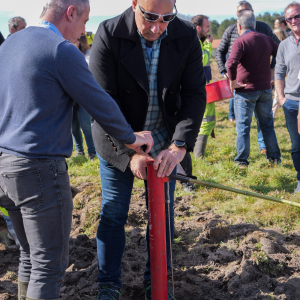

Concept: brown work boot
[[260, 149, 267, 155], [18, 280, 29, 300]]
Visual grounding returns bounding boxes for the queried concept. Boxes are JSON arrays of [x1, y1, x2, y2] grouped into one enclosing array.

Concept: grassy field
[[67, 101, 300, 234]]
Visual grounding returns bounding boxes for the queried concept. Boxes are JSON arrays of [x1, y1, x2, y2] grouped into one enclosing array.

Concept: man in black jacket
[[0, 32, 5, 45], [89, 0, 206, 299], [216, 1, 280, 155]]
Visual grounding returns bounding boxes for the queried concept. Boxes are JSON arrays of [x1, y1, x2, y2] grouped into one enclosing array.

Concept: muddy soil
[[1, 183, 300, 300]]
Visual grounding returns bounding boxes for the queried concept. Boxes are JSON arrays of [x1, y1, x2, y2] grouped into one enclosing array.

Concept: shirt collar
[[241, 29, 256, 36], [38, 20, 63, 38], [138, 28, 168, 43]]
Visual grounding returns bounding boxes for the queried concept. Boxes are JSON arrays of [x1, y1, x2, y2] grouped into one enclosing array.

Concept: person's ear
[[132, 0, 138, 12], [66, 5, 76, 22]]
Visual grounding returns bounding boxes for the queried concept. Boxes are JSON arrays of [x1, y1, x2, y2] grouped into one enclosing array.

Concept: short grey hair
[[237, 1, 253, 10], [40, 0, 89, 20], [284, 2, 300, 17], [8, 16, 26, 31], [237, 10, 256, 30]]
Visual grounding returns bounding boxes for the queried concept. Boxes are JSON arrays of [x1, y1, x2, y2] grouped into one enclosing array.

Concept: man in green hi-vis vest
[[191, 15, 216, 158]]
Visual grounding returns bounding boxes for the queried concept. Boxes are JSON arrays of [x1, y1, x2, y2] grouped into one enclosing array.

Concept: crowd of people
[[0, 0, 299, 299]]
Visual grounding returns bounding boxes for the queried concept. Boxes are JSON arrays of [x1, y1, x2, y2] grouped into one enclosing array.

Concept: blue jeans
[[97, 156, 176, 288], [3, 214, 14, 232], [234, 88, 281, 165], [229, 96, 235, 119], [230, 93, 266, 151], [283, 99, 300, 180], [0, 152, 73, 299], [72, 105, 96, 155]]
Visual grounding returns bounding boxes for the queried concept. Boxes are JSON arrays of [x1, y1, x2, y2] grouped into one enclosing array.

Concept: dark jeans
[[72, 105, 96, 155], [234, 88, 281, 165], [0, 153, 73, 299], [283, 99, 300, 180], [97, 156, 176, 288]]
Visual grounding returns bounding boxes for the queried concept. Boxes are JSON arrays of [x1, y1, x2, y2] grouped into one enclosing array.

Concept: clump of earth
[[1, 183, 300, 300]]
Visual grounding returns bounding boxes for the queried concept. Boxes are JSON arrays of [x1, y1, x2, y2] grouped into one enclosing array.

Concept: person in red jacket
[[227, 10, 281, 168]]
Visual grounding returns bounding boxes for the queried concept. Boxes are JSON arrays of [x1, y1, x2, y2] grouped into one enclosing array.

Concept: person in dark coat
[[89, 0, 206, 298], [0, 32, 5, 45], [216, 0, 280, 155]]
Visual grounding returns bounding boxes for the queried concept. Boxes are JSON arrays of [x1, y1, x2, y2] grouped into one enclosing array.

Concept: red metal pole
[[147, 163, 169, 300]]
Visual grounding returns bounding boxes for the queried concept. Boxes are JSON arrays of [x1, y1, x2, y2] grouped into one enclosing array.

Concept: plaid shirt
[[138, 30, 170, 158]]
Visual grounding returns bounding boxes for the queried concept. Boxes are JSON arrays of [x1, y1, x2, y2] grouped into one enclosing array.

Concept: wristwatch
[[172, 140, 188, 150]]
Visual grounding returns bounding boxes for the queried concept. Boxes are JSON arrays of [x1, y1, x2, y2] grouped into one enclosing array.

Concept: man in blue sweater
[[0, 0, 153, 299]]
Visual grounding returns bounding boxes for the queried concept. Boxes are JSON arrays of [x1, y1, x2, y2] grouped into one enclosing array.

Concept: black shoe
[[98, 282, 120, 300], [89, 153, 97, 160], [181, 182, 195, 192], [144, 281, 176, 300]]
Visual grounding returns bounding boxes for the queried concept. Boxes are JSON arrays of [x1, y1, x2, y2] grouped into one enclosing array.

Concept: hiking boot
[[181, 182, 195, 192], [260, 149, 267, 155], [269, 159, 281, 165], [238, 163, 248, 169], [89, 153, 97, 160], [193, 134, 208, 158], [74, 151, 85, 157], [18, 280, 29, 300], [98, 282, 120, 300], [144, 281, 176, 300]]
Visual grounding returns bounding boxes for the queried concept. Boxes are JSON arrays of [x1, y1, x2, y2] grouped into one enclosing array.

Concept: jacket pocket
[[2, 169, 44, 214]]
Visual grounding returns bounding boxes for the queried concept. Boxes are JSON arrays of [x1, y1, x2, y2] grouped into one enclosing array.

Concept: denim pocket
[[2, 169, 44, 214]]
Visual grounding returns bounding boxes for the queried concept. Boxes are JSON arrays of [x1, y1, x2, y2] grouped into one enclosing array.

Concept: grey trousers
[[0, 152, 73, 299]]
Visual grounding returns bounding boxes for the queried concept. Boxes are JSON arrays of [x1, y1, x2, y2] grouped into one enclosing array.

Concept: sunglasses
[[137, 2, 177, 23], [285, 14, 300, 23]]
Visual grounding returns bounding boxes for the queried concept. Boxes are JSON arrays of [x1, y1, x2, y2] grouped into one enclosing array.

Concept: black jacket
[[215, 21, 280, 74], [0, 32, 5, 46], [89, 8, 206, 171]]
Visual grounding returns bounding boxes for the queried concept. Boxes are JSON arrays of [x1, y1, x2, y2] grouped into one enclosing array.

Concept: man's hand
[[205, 34, 213, 43], [125, 131, 154, 153], [153, 144, 186, 178], [278, 96, 286, 107], [223, 73, 229, 79], [130, 152, 154, 180], [230, 80, 247, 92], [270, 69, 275, 85]]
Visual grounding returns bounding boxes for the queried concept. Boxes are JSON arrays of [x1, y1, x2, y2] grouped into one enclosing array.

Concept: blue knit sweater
[[0, 26, 135, 160]]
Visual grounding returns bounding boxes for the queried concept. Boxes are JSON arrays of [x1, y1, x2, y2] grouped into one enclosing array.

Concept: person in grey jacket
[[0, 0, 153, 299], [216, 1, 280, 155], [275, 2, 300, 193]]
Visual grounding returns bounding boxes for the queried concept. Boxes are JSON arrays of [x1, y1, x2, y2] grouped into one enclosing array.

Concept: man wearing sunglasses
[[275, 2, 300, 193], [216, 1, 280, 156], [89, 0, 206, 299]]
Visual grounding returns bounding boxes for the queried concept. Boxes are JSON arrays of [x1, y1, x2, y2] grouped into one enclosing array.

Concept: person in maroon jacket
[[227, 10, 281, 168]]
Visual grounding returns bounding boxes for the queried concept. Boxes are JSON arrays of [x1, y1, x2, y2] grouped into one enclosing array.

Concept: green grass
[[67, 101, 300, 233]]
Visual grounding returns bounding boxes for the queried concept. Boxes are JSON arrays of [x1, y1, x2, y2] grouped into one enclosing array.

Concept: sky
[[0, 0, 290, 37]]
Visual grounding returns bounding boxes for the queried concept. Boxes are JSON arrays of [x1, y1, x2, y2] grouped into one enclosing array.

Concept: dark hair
[[275, 16, 287, 26], [284, 2, 300, 17], [78, 35, 90, 55], [191, 15, 209, 27]]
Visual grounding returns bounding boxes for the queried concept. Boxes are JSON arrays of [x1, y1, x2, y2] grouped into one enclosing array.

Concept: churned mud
[[1, 184, 300, 300]]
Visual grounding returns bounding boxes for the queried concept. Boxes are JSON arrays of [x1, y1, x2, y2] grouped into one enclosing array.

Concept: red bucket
[[206, 79, 233, 104]]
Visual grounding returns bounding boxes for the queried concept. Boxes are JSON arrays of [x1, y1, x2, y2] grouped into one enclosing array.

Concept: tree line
[[178, 12, 282, 39]]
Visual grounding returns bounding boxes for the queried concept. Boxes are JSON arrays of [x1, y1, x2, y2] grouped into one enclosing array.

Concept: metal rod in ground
[[147, 163, 169, 300], [169, 174, 300, 209]]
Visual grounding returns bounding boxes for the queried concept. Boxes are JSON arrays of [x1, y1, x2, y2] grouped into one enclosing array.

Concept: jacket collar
[[112, 7, 190, 43]]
